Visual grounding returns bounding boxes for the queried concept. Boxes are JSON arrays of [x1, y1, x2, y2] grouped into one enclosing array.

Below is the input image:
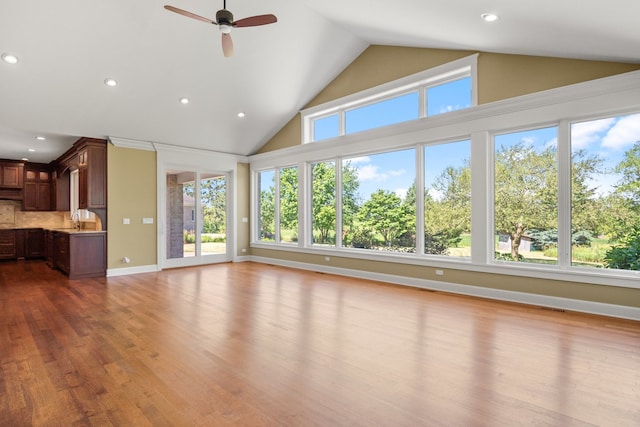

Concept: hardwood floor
[[1, 260, 638, 426]]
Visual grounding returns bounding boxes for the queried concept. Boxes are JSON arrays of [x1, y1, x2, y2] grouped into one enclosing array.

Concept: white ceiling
[[1, 0, 638, 164]]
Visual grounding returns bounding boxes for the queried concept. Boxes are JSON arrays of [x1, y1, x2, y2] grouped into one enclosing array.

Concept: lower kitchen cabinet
[[53, 231, 106, 279], [0, 230, 16, 259]]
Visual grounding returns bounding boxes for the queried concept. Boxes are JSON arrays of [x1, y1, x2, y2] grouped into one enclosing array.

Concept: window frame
[[301, 55, 478, 144], [252, 68, 640, 289]]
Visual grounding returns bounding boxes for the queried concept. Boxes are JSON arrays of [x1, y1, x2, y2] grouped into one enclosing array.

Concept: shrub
[[604, 230, 640, 270]]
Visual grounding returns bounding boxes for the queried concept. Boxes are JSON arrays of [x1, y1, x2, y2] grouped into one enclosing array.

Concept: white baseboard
[[233, 255, 252, 263], [249, 256, 640, 321], [107, 264, 160, 277]]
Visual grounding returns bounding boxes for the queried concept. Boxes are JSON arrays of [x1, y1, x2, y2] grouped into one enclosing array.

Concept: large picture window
[[343, 149, 416, 252], [424, 140, 471, 257], [493, 127, 559, 264], [570, 113, 640, 270], [253, 67, 640, 288]]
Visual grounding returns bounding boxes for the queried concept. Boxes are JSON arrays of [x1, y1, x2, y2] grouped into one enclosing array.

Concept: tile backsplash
[[0, 200, 100, 230]]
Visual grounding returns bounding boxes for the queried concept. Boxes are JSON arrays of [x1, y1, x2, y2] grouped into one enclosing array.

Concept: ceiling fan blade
[[164, 5, 215, 24], [233, 14, 277, 28], [222, 33, 234, 58]]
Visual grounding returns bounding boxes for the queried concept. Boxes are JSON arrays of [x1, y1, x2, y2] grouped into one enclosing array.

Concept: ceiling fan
[[164, 1, 277, 58]]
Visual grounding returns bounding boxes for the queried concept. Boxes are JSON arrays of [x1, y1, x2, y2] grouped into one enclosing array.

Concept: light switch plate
[[142, 217, 154, 224]]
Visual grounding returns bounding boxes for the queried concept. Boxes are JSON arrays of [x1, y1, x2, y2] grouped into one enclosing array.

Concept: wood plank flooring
[[1, 260, 639, 426]]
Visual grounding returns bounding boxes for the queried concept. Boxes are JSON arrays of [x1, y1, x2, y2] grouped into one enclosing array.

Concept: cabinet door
[[78, 167, 88, 209], [0, 230, 16, 259], [1, 164, 23, 188], [23, 182, 38, 210], [27, 229, 45, 258]]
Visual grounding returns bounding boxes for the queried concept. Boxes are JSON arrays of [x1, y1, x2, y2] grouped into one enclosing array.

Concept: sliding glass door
[[164, 169, 229, 267]]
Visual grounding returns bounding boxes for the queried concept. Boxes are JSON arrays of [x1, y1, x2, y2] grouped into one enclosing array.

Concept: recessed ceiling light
[[1, 53, 19, 64], [27, 148, 36, 152], [481, 13, 499, 22], [237, 112, 246, 118], [179, 97, 190, 105], [36, 136, 46, 141], [21, 158, 29, 161], [104, 78, 118, 87]]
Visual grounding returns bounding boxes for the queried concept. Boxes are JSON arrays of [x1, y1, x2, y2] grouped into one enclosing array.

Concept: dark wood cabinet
[[0, 230, 16, 259], [45, 229, 55, 267], [76, 139, 106, 210], [23, 164, 52, 211], [27, 229, 45, 258], [52, 169, 70, 211], [52, 231, 106, 279], [0, 161, 24, 188], [54, 232, 70, 274]]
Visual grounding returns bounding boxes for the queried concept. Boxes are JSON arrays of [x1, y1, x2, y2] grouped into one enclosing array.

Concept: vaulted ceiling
[[1, 0, 638, 163]]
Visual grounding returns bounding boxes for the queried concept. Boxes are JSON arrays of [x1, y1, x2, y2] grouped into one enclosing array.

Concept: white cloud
[[395, 188, 408, 199], [602, 113, 640, 150], [357, 165, 406, 182], [428, 188, 443, 201], [357, 164, 380, 181], [347, 156, 371, 165], [571, 117, 615, 149]]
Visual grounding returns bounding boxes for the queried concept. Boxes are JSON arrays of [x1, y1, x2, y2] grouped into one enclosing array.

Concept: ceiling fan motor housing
[[216, 9, 234, 25]]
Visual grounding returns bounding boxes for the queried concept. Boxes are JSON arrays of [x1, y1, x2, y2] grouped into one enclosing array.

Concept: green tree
[[614, 141, 640, 206], [495, 143, 558, 259], [311, 161, 359, 244], [259, 173, 276, 240], [200, 176, 226, 233], [425, 162, 471, 237], [357, 189, 412, 246], [279, 167, 298, 235]]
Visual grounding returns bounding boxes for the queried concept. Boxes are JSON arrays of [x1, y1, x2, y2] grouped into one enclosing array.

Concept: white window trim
[[301, 54, 478, 143], [251, 70, 640, 289]]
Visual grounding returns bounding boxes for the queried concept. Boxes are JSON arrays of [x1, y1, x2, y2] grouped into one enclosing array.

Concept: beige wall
[[259, 46, 640, 154], [107, 145, 157, 269], [252, 45, 640, 308], [236, 162, 250, 257]]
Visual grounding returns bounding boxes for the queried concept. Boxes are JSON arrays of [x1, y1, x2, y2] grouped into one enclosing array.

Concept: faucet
[[71, 210, 81, 230]]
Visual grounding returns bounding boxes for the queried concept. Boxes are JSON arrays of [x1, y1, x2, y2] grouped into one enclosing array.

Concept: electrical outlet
[[435, 269, 444, 276], [123, 218, 130, 224], [142, 217, 154, 224], [123, 257, 130, 264]]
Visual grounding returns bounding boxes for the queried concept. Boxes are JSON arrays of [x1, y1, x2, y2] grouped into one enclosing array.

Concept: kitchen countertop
[[0, 226, 105, 234]]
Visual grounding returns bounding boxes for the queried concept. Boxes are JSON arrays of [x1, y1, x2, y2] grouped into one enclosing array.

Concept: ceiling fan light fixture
[[481, 13, 499, 22], [219, 24, 232, 34]]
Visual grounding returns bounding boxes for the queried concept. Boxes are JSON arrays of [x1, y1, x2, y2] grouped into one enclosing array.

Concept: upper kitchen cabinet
[[0, 160, 24, 200], [75, 138, 106, 209], [23, 163, 52, 211], [0, 161, 24, 188]]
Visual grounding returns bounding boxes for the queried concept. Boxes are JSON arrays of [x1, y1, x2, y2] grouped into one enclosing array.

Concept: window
[[343, 149, 416, 252], [493, 127, 559, 264], [345, 92, 419, 134], [278, 166, 298, 243], [252, 67, 640, 288], [311, 161, 337, 246], [258, 170, 275, 241], [301, 55, 477, 143], [570, 113, 640, 270], [424, 140, 471, 257], [426, 77, 471, 116], [314, 114, 340, 142]]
